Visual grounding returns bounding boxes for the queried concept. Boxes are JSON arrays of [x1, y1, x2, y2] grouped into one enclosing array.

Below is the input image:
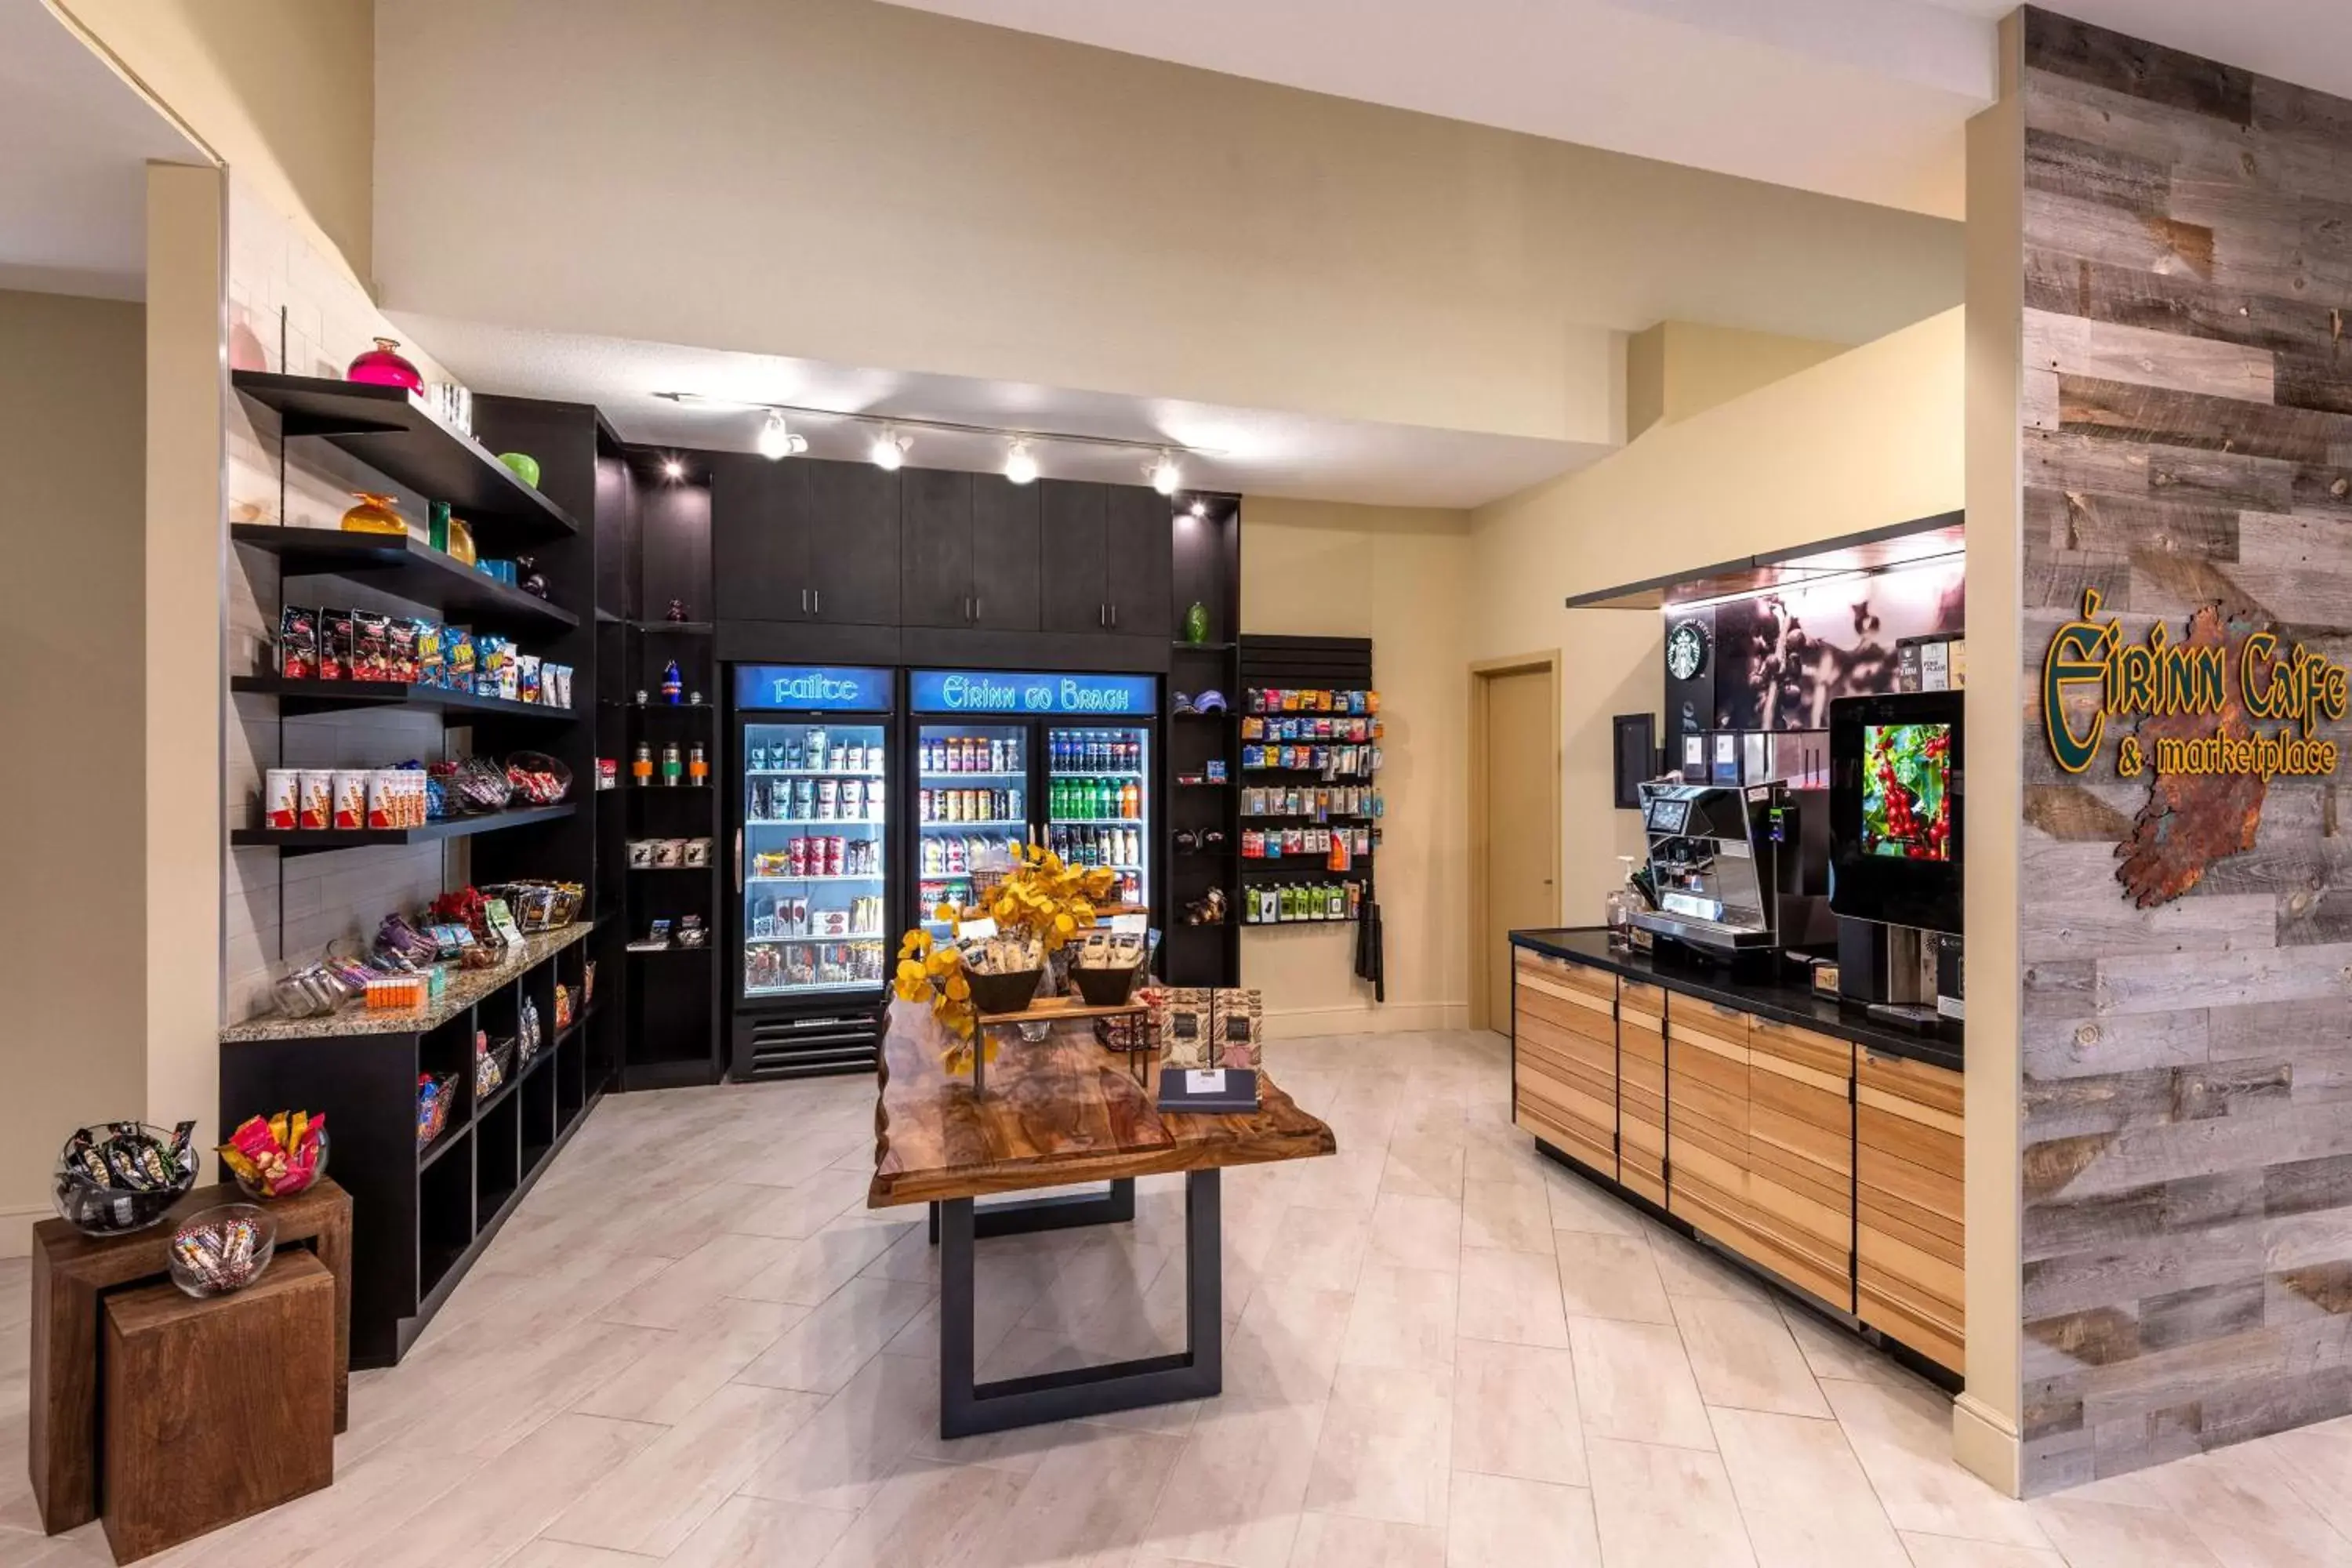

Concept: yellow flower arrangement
[[892, 843, 1122, 1074]]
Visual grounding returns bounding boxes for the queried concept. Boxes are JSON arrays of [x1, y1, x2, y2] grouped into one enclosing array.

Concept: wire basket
[[417, 1073, 459, 1149]]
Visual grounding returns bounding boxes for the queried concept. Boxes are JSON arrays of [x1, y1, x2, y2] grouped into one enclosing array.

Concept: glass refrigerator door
[[1045, 724, 1149, 915], [915, 723, 1031, 935], [741, 720, 889, 997]]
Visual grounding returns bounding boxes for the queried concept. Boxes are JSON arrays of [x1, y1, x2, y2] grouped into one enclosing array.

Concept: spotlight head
[[1004, 441, 1038, 485], [662, 458, 685, 481], [757, 409, 804, 460], [1189, 498, 1208, 518], [1149, 451, 1181, 495], [869, 429, 907, 471]]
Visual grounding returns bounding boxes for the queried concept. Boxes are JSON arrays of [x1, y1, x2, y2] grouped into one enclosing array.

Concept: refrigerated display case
[[727, 664, 896, 1080], [906, 670, 1160, 932]]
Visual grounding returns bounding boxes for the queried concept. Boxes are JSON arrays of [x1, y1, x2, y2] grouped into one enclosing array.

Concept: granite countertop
[[221, 922, 594, 1044], [1508, 926, 1962, 1072]]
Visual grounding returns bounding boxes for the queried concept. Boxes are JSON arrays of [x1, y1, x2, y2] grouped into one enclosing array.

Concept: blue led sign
[[732, 664, 893, 712], [909, 670, 1158, 716]]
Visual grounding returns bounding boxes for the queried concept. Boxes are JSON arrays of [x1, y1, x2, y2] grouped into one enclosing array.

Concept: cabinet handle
[[973, 595, 982, 622], [1098, 604, 1107, 628], [733, 828, 743, 894], [1109, 602, 1118, 629], [812, 589, 821, 615], [800, 588, 809, 613]]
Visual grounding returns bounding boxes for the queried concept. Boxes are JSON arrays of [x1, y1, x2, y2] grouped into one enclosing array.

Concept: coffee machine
[[1633, 780, 1834, 968]]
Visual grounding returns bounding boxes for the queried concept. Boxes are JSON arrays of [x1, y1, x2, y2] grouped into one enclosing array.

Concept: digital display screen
[[1649, 798, 1688, 834], [1862, 722, 1952, 861]]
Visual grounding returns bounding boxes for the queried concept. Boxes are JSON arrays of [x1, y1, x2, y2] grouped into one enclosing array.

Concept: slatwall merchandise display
[[1236, 636, 1385, 999]]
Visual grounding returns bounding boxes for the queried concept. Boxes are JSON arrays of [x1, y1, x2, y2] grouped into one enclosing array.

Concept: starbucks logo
[[1666, 620, 1711, 682]]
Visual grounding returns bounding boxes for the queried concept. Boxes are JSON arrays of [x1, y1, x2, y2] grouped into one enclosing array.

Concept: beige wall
[[1469, 306, 1967, 924], [1626, 321, 1851, 441], [375, 0, 1960, 449], [1240, 499, 1472, 1036], [56, 0, 375, 283], [0, 289, 147, 1251]]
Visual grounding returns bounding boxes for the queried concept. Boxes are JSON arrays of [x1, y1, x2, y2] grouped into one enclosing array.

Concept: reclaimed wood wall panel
[[2017, 5, 2352, 1491]]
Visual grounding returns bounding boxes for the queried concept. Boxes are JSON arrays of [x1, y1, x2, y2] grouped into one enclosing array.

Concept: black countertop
[[1508, 927, 1962, 1073]]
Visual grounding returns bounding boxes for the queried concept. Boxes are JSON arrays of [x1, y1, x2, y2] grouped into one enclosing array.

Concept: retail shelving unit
[[1237, 634, 1381, 954], [1163, 495, 1243, 985]]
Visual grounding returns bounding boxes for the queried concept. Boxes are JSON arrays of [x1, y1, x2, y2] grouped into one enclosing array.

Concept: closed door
[[804, 461, 901, 623], [1483, 668, 1556, 1033], [970, 476, 1040, 630], [1038, 481, 1109, 633], [1103, 485, 1173, 637], [710, 456, 810, 621], [901, 468, 974, 627]]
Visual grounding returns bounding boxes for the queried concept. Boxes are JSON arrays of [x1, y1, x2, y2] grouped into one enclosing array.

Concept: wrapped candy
[[218, 1110, 327, 1200]]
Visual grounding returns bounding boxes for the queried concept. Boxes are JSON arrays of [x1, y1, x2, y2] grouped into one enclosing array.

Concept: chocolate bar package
[[277, 606, 318, 680], [387, 617, 419, 684], [319, 608, 354, 681], [1154, 987, 1265, 1074], [352, 610, 392, 681]]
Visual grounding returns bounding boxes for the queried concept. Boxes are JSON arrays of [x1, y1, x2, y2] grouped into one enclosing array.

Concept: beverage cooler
[[726, 665, 897, 1080], [908, 670, 1160, 938]]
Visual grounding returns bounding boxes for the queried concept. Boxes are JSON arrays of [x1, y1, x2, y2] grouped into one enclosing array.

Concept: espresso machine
[[1632, 780, 1834, 968]]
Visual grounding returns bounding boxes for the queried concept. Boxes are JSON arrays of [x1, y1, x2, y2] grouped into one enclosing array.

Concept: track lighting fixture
[[1149, 452, 1181, 495], [1004, 441, 1038, 485], [662, 459, 684, 481], [757, 410, 806, 460], [869, 429, 908, 470]]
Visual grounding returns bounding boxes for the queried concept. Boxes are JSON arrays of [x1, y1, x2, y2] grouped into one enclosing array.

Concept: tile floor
[[4, 1029, 2352, 1566]]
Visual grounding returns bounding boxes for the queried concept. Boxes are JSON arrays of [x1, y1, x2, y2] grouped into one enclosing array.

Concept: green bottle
[[1183, 601, 1210, 644]]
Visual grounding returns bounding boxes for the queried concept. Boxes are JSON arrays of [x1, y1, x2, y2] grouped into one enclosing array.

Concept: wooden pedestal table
[[29, 1179, 352, 1537], [103, 1250, 337, 1563], [871, 1010, 1334, 1438]]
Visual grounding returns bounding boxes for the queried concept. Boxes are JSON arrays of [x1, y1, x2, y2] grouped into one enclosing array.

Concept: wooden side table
[[103, 1251, 336, 1563], [29, 1179, 351, 1537]]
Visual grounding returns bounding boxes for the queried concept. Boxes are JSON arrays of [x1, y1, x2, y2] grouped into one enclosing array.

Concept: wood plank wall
[[2017, 6, 2352, 1490]]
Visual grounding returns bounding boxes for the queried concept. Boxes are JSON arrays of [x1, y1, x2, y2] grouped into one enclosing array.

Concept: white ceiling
[[0, 0, 205, 299], [392, 314, 1616, 509], [877, 0, 2352, 221]]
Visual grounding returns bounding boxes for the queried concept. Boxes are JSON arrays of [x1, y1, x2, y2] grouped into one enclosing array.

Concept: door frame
[[1468, 652, 1563, 1033]]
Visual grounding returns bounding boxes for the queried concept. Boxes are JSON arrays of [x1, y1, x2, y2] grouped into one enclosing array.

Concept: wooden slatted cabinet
[[1617, 980, 1668, 1205], [1857, 1049, 1965, 1373], [1744, 1018, 1856, 1310], [1665, 996, 1751, 1253], [1512, 949, 1618, 1181]]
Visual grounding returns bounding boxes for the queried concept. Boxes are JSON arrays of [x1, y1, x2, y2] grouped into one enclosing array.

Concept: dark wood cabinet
[[1040, 481, 1110, 633], [804, 461, 900, 625], [710, 456, 810, 622], [902, 469, 975, 628], [1105, 485, 1173, 637], [970, 477, 1040, 630]]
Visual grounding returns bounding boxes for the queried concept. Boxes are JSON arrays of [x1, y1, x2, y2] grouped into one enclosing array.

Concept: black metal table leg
[[927, 1178, 1135, 1244], [938, 1169, 1221, 1437]]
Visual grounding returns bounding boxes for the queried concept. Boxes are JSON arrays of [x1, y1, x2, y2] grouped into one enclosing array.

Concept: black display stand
[[1237, 636, 1382, 990], [1165, 495, 1243, 985]]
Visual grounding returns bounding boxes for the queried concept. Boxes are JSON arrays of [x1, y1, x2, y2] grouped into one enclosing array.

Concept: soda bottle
[[1122, 780, 1140, 819]]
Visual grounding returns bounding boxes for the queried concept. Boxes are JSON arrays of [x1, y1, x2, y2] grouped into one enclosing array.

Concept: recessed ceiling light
[[1004, 441, 1038, 485], [1149, 452, 1181, 495], [869, 429, 907, 471], [662, 459, 684, 480]]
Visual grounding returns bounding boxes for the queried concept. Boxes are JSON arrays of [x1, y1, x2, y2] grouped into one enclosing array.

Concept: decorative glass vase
[[1183, 601, 1211, 644], [347, 337, 423, 392], [340, 492, 407, 535]]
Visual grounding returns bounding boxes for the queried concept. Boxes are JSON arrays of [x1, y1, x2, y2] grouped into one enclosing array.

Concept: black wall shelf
[[230, 674, 579, 723], [230, 372, 583, 541], [230, 803, 576, 855], [230, 525, 580, 633]]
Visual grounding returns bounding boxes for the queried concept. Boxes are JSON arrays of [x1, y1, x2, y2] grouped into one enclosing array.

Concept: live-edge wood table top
[[870, 1016, 1336, 1207]]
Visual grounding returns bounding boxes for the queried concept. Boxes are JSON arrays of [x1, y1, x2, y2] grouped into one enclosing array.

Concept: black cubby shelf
[[230, 673, 579, 723], [230, 372, 582, 541], [230, 803, 576, 856], [230, 525, 579, 633], [417, 1123, 467, 1172]]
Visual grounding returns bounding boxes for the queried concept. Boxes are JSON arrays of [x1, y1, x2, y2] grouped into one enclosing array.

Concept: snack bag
[[445, 627, 476, 691], [278, 606, 318, 680], [351, 611, 391, 681], [413, 619, 445, 687], [320, 608, 355, 681], [386, 618, 419, 684]]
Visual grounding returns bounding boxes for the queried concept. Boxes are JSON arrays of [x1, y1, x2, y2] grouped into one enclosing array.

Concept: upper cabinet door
[[710, 454, 811, 622], [900, 468, 975, 629], [1038, 480, 1109, 634], [969, 475, 1040, 632], [804, 459, 902, 625], [1103, 484, 1173, 638]]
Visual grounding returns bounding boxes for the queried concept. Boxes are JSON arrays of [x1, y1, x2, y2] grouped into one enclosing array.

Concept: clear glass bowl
[[169, 1204, 277, 1298], [53, 1123, 198, 1236], [229, 1126, 329, 1203]]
